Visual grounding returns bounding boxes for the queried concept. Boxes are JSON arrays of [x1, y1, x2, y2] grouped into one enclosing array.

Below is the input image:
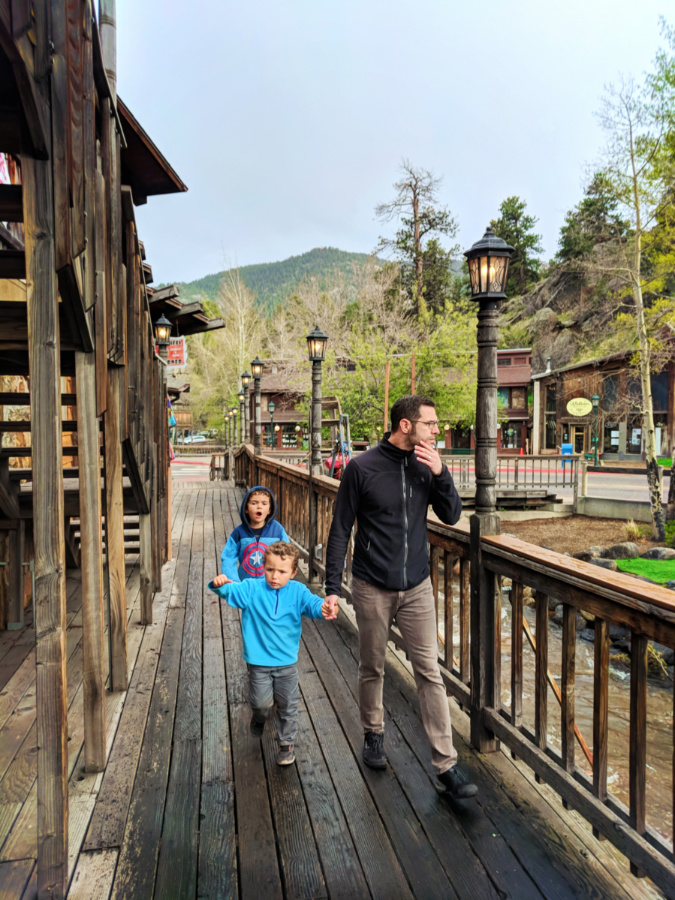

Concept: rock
[[575, 613, 587, 632], [580, 610, 595, 623], [609, 625, 630, 642], [665, 581, 675, 591], [588, 545, 609, 558], [606, 542, 640, 560], [640, 547, 675, 560], [589, 558, 619, 571], [552, 605, 564, 625], [573, 549, 603, 562], [613, 640, 631, 653], [651, 642, 675, 666], [547, 597, 559, 611], [522, 586, 535, 606], [580, 629, 595, 643]]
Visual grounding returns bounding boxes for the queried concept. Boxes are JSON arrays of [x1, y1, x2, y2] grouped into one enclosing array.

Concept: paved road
[[556, 470, 671, 505], [171, 456, 212, 481]]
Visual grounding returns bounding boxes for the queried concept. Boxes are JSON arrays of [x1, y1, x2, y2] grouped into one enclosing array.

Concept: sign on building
[[566, 397, 593, 417], [167, 336, 187, 367]]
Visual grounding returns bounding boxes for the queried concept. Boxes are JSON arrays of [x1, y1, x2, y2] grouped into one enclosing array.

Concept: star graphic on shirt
[[250, 549, 264, 567]]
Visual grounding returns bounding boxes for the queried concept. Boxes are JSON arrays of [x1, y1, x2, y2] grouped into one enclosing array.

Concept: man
[[324, 395, 477, 799]]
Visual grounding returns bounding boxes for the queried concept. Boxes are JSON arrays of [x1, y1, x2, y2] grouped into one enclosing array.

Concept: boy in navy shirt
[[210, 541, 337, 764], [221, 486, 289, 581]]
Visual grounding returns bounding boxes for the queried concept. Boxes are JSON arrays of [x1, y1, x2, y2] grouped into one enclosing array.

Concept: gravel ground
[[503, 516, 660, 555]]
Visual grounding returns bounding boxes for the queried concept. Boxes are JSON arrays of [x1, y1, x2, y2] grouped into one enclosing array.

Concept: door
[[572, 425, 586, 454]]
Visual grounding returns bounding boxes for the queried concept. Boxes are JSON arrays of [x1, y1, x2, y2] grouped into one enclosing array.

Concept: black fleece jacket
[[324, 435, 462, 595]]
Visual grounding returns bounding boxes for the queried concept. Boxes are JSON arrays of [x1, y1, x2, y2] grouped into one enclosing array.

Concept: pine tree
[[490, 196, 543, 297]]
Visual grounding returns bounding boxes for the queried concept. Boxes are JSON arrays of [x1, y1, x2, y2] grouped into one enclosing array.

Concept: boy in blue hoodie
[[221, 486, 289, 581], [210, 541, 337, 764]]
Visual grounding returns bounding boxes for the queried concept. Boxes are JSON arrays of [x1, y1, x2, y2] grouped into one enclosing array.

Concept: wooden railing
[[233, 444, 675, 894], [441, 453, 579, 495]]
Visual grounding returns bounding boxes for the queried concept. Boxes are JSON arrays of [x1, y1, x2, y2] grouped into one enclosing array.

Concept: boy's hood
[[239, 485, 278, 534]]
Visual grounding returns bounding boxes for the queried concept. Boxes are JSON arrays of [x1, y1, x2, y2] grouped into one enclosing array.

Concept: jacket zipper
[[274, 589, 279, 616], [401, 458, 408, 588]]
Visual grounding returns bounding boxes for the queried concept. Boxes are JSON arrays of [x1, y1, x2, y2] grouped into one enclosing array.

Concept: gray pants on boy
[[248, 663, 299, 744]]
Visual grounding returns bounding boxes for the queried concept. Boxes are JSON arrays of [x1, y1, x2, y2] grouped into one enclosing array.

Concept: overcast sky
[[116, 0, 669, 285]]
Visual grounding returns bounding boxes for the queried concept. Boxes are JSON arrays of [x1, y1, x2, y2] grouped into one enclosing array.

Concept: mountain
[[171, 247, 378, 313]]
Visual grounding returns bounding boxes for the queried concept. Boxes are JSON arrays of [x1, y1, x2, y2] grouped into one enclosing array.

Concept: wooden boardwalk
[[0, 479, 667, 899]]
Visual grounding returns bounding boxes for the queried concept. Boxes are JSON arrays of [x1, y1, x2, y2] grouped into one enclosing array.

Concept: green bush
[[665, 520, 675, 548]]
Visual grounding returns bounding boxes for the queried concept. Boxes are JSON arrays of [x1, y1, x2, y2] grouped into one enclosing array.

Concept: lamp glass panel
[[490, 256, 508, 292], [468, 257, 481, 296]]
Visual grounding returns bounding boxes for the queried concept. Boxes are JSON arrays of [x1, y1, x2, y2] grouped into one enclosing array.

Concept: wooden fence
[[234, 443, 675, 895]]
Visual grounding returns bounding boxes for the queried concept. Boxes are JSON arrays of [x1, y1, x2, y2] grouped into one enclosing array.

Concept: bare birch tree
[[597, 72, 675, 539]]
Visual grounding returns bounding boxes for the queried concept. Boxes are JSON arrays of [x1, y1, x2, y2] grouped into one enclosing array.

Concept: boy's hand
[[212, 574, 232, 587], [321, 595, 338, 620]]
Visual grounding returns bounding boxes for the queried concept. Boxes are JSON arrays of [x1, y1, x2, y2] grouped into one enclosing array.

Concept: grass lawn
[[616, 558, 675, 584]]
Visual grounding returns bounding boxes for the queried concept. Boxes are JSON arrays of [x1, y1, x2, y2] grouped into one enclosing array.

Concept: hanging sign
[[566, 397, 593, 417], [167, 336, 187, 366]]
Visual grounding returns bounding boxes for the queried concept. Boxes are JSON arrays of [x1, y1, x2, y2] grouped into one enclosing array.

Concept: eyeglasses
[[411, 418, 440, 429]]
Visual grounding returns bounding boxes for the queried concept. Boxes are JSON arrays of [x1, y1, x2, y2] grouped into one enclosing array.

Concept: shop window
[[652, 371, 668, 414], [626, 416, 642, 454], [603, 422, 620, 454], [602, 374, 619, 414], [545, 384, 557, 449], [452, 427, 472, 449], [498, 358, 512, 366], [497, 387, 509, 405], [502, 425, 523, 449], [511, 387, 527, 409]]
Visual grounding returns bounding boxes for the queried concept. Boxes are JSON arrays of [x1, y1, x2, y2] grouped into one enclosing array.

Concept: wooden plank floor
[[0, 478, 667, 899]]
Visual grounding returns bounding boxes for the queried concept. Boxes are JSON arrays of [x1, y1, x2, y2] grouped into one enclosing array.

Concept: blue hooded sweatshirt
[[221, 486, 290, 581], [208, 576, 324, 666]]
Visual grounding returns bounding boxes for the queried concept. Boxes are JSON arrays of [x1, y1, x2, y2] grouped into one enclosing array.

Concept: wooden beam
[[0, 392, 77, 405], [64, 517, 80, 569], [7, 520, 25, 628], [149, 283, 180, 304], [57, 259, 95, 353], [76, 349, 107, 772], [22, 135, 69, 900], [0, 222, 24, 250], [121, 438, 150, 514], [103, 364, 128, 690]]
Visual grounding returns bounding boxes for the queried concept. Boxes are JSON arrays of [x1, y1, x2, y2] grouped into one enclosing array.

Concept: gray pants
[[248, 663, 299, 745], [351, 575, 457, 774]]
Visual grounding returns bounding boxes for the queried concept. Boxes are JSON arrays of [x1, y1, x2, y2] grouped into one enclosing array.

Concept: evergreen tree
[[557, 172, 629, 263], [490, 196, 543, 297]]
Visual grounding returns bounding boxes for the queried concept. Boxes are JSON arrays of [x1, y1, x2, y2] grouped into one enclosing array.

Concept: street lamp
[[464, 227, 513, 522], [268, 400, 276, 449], [238, 389, 245, 443], [592, 393, 600, 466], [464, 226, 513, 755], [251, 357, 264, 454], [231, 406, 238, 446], [307, 325, 328, 474], [154, 313, 172, 370], [241, 371, 252, 444]]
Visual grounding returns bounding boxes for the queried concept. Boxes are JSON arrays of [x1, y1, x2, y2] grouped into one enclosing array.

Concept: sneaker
[[438, 764, 478, 799], [363, 731, 387, 769], [277, 743, 295, 765], [250, 714, 265, 738]]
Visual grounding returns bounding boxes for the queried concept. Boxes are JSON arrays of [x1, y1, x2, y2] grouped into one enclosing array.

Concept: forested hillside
[[172, 247, 376, 313]]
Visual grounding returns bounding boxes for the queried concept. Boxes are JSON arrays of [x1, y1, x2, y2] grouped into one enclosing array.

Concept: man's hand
[[413, 441, 443, 476], [212, 574, 232, 587], [322, 594, 339, 620]]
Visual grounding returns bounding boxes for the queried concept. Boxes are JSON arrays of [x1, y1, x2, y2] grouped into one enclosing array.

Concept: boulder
[[606, 542, 640, 560], [665, 581, 675, 591], [640, 547, 675, 560], [552, 604, 564, 625], [609, 624, 631, 642], [588, 545, 609, 558], [573, 549, 604, 562], [589, 558, 619, 571]]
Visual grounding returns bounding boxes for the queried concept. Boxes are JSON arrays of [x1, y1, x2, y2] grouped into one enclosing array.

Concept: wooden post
[[75, 351, 107, 770], [7, 521, 25, 629], [469, 295, 501, 753], [104, 365, 128, 690], [23, 144, 70, 896], [383, 359, 390, 433]]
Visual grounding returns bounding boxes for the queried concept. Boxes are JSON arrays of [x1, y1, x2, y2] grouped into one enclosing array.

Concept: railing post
[[308, 471, 320, 586]]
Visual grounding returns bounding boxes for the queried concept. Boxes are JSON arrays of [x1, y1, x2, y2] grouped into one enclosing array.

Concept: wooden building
[[531, 351, 674, 460], [0, 2, 221, 895]]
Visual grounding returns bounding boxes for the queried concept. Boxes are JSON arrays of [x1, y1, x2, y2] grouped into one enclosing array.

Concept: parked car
[[183, 434, 207, 444]]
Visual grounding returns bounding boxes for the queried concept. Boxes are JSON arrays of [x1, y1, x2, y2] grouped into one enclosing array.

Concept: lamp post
[[307, 325, 328, 475], [241, 371, 252, 443], [464, 228, 513, 522], [268, 401, 275, 450], [238, 389, 245, 443], [295, 424, 301, 449], [464, 226, 513, 754], [275, 424, 281, 449], [251, 357, 264, 454], [592, 393, 600, 466], [154, 313, 172, 358], [231, 406, 238, 447], [224, 410, 231, 448]]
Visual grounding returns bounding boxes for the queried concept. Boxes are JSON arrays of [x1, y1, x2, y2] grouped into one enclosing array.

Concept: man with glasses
[[324, 395, 477, 799]]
